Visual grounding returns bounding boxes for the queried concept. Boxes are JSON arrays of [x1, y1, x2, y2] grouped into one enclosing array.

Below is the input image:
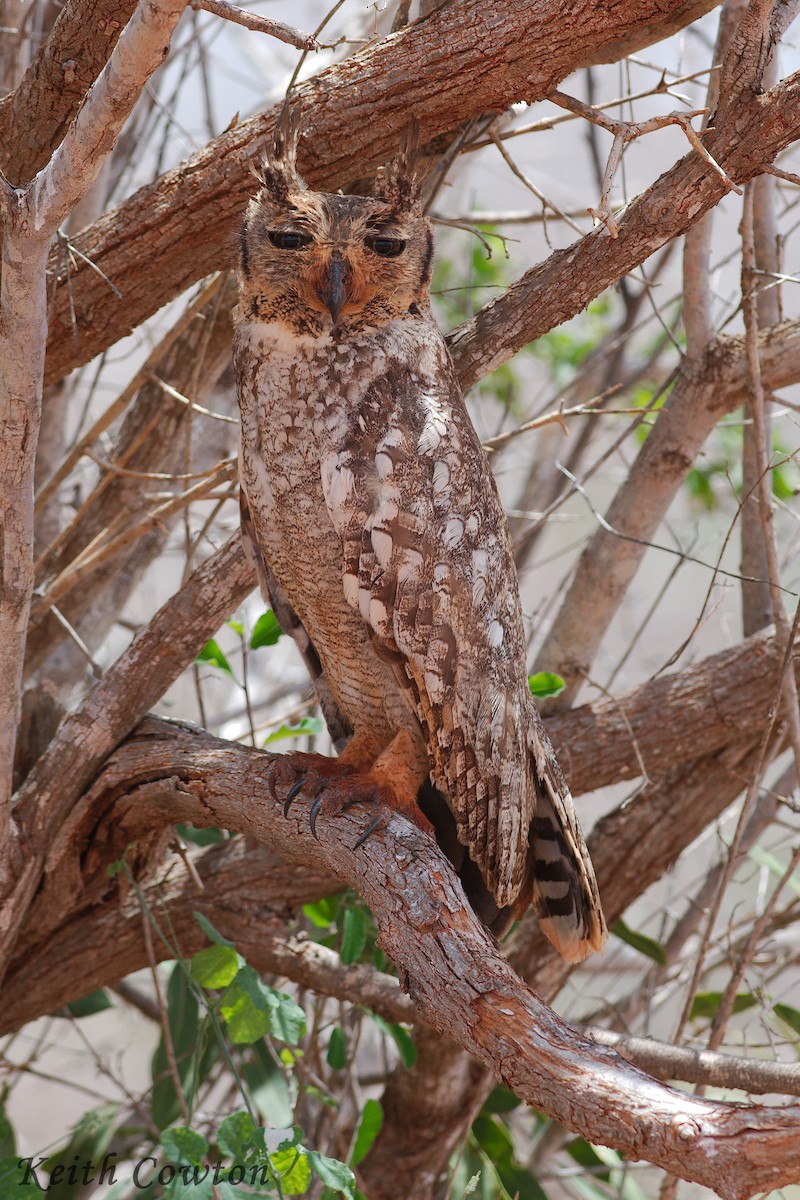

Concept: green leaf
[[303, 896, 340, 928], [228, 619, 244, 636], [273, 1146, 311, 1194], [190, 944, 240, 989], [307, 1150, 356, 1197], [196, 638, 235, 679], [194, 911, 235, 947], [748, 845, 800, 898], [0, 1108, 14, 1161], [0, 1157, 33, 1200], [773, 1003, 800, 1038], [161, 1126, 209, 1166], [387, 1022, 417, 1068], [689, 991, 757, 1022], [350, 1099, 383, 1168], [527, 672, 565, 699], [496, 1163, 549, 1200], [216, 1112, 258, 1160], [151, 965, 199, 1129], [372, 1015, 417, 1068], [611, 919, 667, 965], [327, 1026, 347, 1070], [63, 988, 114, 1018], [565, 1138, 611, 1182], [251, 610, 284, 649], [471, 1114, 514, 1166], [264, 716, 325, 745], [220, 988, 271, 1046], [178, 823, 224, 846], [340, 906, 368, 965], [221, 966, 306, 1045], [243, 1041, 293, 1126]]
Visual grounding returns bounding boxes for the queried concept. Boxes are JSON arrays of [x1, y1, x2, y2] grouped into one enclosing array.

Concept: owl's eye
[[367, 237, 406, 258], [268, 230, 311, 250]]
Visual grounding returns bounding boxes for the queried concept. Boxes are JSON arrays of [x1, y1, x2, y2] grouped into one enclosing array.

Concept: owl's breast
[[233, 321, 420, 744]]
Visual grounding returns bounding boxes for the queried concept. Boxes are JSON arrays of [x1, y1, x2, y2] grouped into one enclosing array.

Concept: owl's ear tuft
[[373, 119, 424, 211], [256, 102, 307, 201]]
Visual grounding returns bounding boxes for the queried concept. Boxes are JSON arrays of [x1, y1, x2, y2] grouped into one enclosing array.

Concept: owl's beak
[[321, 254, 348, 323]]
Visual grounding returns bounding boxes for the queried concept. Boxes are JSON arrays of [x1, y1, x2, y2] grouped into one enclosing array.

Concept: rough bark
[[4, 623, 796, 1028], [37, 0, 730, 387], [0, 0, 138, 185], [2, 718, 798, 1198]]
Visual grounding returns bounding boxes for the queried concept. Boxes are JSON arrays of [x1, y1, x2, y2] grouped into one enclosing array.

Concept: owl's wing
[[318, 334, 605, 958]]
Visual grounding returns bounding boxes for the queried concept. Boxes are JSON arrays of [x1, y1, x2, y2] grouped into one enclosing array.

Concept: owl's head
[[239, 109, 434, 336]]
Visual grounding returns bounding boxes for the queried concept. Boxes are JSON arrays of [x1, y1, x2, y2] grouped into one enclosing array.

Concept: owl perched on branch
[[233, 111, 606, 963]]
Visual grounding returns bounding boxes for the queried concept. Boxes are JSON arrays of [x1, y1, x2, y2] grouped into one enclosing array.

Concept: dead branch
[[189, 0, 318, 49]]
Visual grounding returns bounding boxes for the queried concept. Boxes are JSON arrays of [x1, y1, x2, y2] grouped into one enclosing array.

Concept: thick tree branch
[[4, 719, 799, 1197], [7, 616, 796, 987], [1, 536, 255, 978], [0, 0, 138, 186], [39, 0, 726, 386], [360, 739, 775, 1198]]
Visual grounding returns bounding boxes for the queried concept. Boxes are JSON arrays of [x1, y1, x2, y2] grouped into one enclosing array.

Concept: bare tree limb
[[189, 0, 318, 50], [1, 535, 255, 978], [535, 319, 800, 701], [6, 719, 799, 1197], [585, 1028, 800, 1095], [0, 0, 138, 186], [38, 0, 728, 386]]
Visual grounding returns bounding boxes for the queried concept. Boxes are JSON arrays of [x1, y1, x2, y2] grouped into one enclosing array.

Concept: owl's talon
[[309, 794, 325, 838], [353, 813, 384, 849], [285, 777, 307, 813]]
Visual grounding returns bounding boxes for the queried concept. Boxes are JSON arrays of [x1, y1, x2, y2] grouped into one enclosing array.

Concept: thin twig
[[142, 906, 190, 1122], [482, 387, 621, 452], [549, 90, 740, 236], [189, 0, 318, 49]]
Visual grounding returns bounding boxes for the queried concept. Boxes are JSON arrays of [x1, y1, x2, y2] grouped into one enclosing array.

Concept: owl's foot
[[269, 731, 433, 847]]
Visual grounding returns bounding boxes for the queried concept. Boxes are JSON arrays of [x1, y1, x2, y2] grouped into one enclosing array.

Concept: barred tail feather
[[528, 762, 607, 963]]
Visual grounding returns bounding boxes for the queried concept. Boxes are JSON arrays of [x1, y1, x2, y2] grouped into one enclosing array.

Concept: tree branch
[[5, 717, 799, 1197], [0, 0, 138, 186], [1, 536, 255, 978], [39, 0, 725, 386], [534, 317, 800, 702]]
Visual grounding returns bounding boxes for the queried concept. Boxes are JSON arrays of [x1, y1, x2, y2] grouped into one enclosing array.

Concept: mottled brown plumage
[[233, 112, 606, 961]]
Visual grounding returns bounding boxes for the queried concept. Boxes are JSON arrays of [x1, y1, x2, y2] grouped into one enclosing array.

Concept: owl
[[233, 110, 606, 963]]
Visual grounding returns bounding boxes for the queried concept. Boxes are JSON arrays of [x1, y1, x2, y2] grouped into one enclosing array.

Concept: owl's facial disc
[[241, 189, 432, 334]]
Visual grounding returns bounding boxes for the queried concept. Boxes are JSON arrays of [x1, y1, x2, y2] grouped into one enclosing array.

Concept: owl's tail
[[419, 766, 607, 959], [524, 756, 607, 963]]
